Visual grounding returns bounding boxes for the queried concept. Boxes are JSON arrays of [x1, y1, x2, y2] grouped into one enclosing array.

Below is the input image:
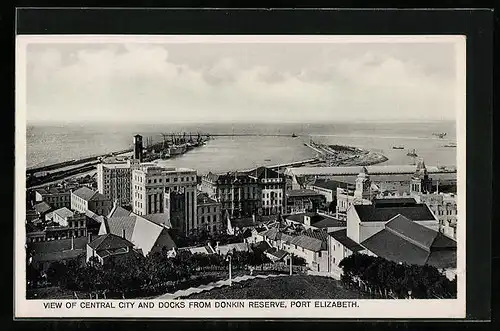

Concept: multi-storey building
[[247, 167, 286, 216], [34, 187, 72, 209], [131, 165, 197, 234], [71, 187, 112, 217], [97, 159, 139, 207], [197, 192, 222, 234], [201, 171, 260, 218]]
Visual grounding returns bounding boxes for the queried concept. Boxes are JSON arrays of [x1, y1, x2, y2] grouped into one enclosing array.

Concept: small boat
[[407, 149, 418, 157], [264, 159, 272, 162], [443, 143, 457, 148], [292, 133, 298, 138], [392, 145, 404, 149]]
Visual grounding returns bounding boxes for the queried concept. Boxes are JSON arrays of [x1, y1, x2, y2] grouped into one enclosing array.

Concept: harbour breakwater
[[305, 142, 389, 167]]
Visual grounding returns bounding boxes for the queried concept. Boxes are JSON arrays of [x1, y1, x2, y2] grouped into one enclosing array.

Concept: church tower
[[410, 159, 433, 196], [354, 167, 372, 200]]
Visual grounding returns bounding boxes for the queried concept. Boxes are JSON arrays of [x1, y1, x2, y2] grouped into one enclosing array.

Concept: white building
[[97, 159, 140, 207], [131, 164, 198, 234]]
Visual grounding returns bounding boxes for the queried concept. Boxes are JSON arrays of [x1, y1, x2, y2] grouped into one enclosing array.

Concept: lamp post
[[226, 254, 232, 286], [289, 253, 293, 276]]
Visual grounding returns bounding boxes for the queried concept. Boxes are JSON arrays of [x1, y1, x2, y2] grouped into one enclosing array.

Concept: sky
[[24, 40, 460, 124]]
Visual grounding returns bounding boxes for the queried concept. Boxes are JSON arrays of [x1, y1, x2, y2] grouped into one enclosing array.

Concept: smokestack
[[71, 235, 74, 250]]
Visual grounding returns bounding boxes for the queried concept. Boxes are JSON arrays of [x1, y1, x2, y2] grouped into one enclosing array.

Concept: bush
[[339, 254, 456, 299]]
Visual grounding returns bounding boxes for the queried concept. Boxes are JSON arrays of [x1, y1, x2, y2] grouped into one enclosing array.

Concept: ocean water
[[27, 121, 457, 174]]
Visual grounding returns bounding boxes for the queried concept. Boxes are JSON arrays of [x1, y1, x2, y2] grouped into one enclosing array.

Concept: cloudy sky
[[25, 40, 459, 124]]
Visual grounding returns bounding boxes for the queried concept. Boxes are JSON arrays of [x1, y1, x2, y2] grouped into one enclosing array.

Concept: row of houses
[[242, 197, 457, 280]]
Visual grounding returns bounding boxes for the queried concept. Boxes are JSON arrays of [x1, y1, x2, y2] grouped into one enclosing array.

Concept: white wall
[[346, 206, 361, 243], [359, 221, 387, 243]]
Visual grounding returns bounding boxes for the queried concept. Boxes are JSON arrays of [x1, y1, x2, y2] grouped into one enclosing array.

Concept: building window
[[318, 251, 322, 257], [174, 178, 178, 182]]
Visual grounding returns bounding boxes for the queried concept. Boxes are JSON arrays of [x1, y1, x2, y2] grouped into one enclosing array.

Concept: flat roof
[[285, 165, 455, 176]]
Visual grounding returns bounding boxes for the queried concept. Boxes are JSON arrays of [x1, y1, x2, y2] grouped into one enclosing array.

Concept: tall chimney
[[71, 235, 74, 250]]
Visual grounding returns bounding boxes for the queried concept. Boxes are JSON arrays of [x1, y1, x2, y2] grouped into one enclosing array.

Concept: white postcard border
[[15, 34, 467, 319]]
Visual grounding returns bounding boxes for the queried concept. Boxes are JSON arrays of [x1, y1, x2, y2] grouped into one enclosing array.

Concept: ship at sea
[[443, 143, 457, 148], [406, 149, 418, 157], [292, 133, 298, 138], [392, 145, 405, 149]]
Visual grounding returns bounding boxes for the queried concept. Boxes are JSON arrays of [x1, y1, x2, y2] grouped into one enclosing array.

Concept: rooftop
[[361, 215, 456, 269], [143, 213, 172, 228], [33, 202, 52, 214], [328, 229, 365, 252], [353, 203, 435, 223], [289, 235, 325, 252], [197, 192, 219, 205], [71, 187, 108, 201], [88, 234, 134, 251], [312, 215, 346, 229], [53, 207, 74, 219], [27, 236, 88, 254], [309, 179, 354, 191], [372, 198, 418, 207], [246, 166, 281, 180]]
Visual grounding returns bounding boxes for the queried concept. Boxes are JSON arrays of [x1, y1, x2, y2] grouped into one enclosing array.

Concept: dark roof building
[[286, 189, 325, 198], [328, 229, 365, 252], [353, 203, 435, 222], [361, 214, 456, 269], [72, 187, 99, 201], [33, 202, 52, 215]]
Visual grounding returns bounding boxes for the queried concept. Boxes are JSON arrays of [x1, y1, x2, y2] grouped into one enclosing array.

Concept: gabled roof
[[385, 214, 438, 250], [53, 207, 74, 219], [197, 192, 218, 205], [72, 187, 98, 201], [149, 228, 177, 253], [107, 204, 131, 218], [106, 216, 137, 241], [328, 229, 365, 252], [303, 228, 329, 243], [289, 235, 324, 252], [361, 216, 456, 269], [143, 213, 172, 228], [353, 203, 435, 222], [34, 202, 51, 214], [88, 234, 134, 251], [260, 227, 280, 241]]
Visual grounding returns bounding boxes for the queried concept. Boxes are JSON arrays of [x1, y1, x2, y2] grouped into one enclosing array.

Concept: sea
[[26, 121, 457, 175]]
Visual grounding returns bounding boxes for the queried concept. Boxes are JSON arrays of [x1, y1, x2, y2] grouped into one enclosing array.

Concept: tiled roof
[[312, 216, 346, 229], [289, 235, 324, 252], [203, 172, 220, 182], [286, 189, 323, 198], [107, 204, 131, 218], [303, 228, 329, 243], [90, 192, 109, 202], [354, 204, 435, 222], [260, 227, 279, 241], [72, 187, 98, 201], [53, 207, 74, 219], [106, 216, 137, 241], [280, 233, 294, 243], [197, 192, 218, 205], [143, 213, 172, 228], [34, 202, 51, 214], [361, 217, 456, 269], [328, 229, 365, 252], [85, 210, 104, 223], [88, 234, 134, 250]]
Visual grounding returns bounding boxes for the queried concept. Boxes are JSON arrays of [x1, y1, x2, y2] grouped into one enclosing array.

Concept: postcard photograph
[[15, 35, 466, 319]]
